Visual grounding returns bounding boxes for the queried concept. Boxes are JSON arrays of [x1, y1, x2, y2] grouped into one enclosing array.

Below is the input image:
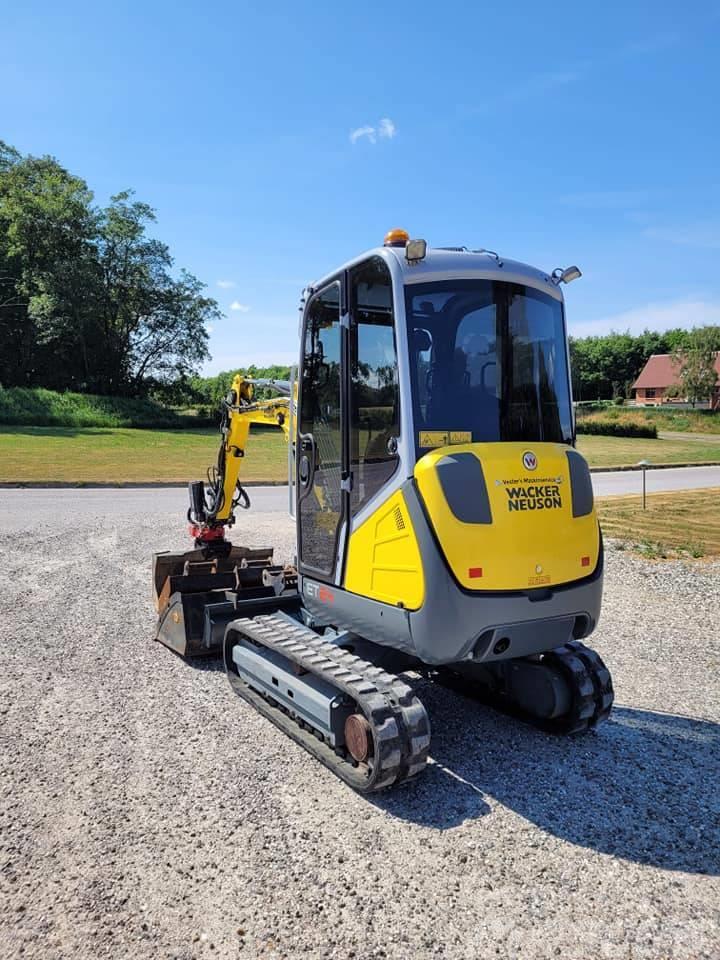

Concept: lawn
[[0, 426, 719, 484], [597, 488, 720, 558], [0, 426, 288, 484], [576, 434, 720, 468]]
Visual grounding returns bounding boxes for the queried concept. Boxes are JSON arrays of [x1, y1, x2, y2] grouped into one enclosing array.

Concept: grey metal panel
[[305, 246, 564, 305], [566, 449, 594, 517], [301, 578, 415, 656], [333, 520, 347, 586], [435, 453, 492, 524], [232, 639, 346, 744]]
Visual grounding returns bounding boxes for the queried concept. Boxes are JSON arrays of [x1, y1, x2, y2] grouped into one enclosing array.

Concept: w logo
[[522, 451, 537, 471]]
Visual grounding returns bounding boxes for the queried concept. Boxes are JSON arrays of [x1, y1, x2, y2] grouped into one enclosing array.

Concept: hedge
[[0, 387, 215, 429], [576, 418, 657, 439]]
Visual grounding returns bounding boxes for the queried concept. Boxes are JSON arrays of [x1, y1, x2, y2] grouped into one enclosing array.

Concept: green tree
[[0, 144, 98, 388], [0, 142, 218, 394], [669, 328, 719, 407], [569, 327, 696, 401], [94, 192, 216, 394]]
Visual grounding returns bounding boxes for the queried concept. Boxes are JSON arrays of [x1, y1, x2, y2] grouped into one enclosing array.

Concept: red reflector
[[581, 556, 590, 567], [468, 567, 483, 578]]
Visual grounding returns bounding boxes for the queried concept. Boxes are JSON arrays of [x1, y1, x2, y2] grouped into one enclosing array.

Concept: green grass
[[0, 386, 213, 429], [0, 426, 718, 484], [0, 426, 287, 483], [576, 434, 720, 468], [597, 489, 720, 557]]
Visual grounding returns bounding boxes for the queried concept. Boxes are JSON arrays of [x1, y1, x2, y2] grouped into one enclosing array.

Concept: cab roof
[[306, 243, 564, 303]]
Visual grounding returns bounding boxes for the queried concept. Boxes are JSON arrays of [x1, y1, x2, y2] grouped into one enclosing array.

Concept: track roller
[[223, 613, 431, 792], [436, 640, 614, 735]]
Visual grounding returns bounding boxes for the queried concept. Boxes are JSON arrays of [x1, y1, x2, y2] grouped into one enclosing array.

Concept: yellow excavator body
[[152, 232, 614, 795]]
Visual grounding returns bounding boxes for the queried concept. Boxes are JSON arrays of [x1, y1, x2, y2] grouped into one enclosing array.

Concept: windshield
[[405, 279, 573, 453]]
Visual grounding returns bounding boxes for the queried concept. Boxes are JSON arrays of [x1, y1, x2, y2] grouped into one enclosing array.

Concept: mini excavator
[[153, 230, 613, 792]]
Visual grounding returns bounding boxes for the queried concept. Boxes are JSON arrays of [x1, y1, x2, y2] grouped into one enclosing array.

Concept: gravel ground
[[1, 498, 719, 960]]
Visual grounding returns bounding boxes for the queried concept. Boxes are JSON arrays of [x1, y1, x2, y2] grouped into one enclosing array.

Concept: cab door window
[[297, 282, 343, 575], [349, 257, 400, 515]]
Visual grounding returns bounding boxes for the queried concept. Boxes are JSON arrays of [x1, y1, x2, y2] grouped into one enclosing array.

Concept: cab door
[[297, 280, 346, 580]]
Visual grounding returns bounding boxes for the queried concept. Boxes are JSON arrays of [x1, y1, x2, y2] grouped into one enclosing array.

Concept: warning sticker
[[419, 431, 473, 448], [419, 431, 449, 448]]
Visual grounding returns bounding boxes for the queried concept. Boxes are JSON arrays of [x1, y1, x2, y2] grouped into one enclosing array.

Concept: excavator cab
[[153, 230, 613, 793], [296, 235, 601, 651]]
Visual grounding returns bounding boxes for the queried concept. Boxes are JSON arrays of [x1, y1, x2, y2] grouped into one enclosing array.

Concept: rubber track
[[437, 640, 614, 735], [224, 614, 431, 792]]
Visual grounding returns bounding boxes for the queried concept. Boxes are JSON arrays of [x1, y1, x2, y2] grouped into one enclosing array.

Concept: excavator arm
[[151, 372, 298, 655], [187, 373, 291, 541]]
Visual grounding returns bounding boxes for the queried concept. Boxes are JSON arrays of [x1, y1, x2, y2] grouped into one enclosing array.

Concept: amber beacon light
[[383, 228, 410, 247]]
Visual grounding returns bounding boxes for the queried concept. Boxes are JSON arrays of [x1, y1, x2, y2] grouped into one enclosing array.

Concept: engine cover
[[414, 441, 600, 591]]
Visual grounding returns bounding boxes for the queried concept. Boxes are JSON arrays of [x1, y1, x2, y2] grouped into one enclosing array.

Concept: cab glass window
[[405, 279, 572, 453], [350, 257, 400, 515]]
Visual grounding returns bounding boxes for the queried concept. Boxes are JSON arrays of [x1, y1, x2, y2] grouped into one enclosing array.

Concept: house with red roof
[[632, 353, 720, 409]]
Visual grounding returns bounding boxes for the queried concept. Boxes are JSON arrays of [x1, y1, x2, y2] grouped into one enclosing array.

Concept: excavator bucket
[[152, 545, 299, 657]]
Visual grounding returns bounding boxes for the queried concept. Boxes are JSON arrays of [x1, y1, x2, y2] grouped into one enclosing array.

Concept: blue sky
[[2, 1, 719, 372]]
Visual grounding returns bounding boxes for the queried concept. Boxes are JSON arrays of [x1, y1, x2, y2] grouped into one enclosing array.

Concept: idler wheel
[[344, 713, 372, 763]]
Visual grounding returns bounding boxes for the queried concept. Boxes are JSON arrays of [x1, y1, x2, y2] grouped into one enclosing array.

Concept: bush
[[576, 418, 657, 439], [0, 386, 216, 429]]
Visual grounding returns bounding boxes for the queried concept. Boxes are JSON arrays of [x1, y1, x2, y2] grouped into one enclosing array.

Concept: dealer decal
[[505, 483, 563, 512], [304, 580, 335, 604]]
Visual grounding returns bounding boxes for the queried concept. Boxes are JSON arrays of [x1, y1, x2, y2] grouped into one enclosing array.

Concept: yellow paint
[[414, 442, 600, 591], [216, 374, 290, 521], [344, 489, 425, 609]]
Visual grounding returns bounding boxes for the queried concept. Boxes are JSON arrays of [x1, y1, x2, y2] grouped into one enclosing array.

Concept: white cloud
[[350, 124, 377, 145], [229, 301, 250, 313], [217, 279, 236, 289], [569, 299, 720, 338], [378, 117, 396, 139], [349, 117, 397, 145]]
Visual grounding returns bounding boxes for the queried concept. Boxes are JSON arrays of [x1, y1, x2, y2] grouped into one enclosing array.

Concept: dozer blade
[[152, 545, 299, 658]]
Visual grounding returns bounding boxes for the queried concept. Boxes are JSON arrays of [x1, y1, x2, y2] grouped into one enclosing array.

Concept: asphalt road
[[1, 464, 718, 532], [592, 463, 720, 496]]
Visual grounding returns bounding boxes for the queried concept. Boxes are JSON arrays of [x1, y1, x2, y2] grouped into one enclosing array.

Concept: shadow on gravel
[[375, 681, 720, 875], [173, 652, 719, 874]]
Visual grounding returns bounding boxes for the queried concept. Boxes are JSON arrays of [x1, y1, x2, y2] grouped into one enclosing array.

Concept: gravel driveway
[[1, 498, 718, 959]]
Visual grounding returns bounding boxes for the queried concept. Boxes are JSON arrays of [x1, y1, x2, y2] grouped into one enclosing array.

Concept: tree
[[0, 145, 98, 387], [0, 142, 218, 394], [569, 327, 694, 401], [670, 328, 719, 407], [94, 192, 216, 394]]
